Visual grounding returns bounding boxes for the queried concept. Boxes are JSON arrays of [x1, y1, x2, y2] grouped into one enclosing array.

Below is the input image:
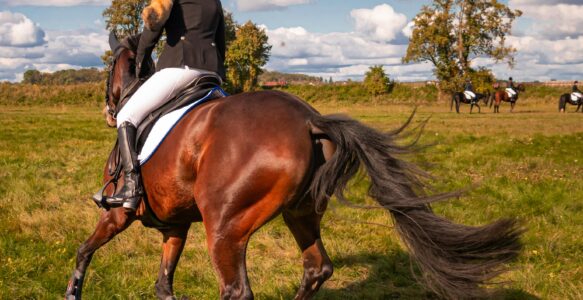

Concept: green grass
[[0, 100, 582, 299]]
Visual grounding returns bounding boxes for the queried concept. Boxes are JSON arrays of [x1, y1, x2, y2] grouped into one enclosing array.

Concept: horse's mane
[[116, 33, 155, 77]]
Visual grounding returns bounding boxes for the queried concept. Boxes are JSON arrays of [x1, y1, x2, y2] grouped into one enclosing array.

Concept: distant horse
[[65, 34, 523, 300], [451, 92, 489, 114], [491, 84, 525, 113], [558, 94, 582, 112]]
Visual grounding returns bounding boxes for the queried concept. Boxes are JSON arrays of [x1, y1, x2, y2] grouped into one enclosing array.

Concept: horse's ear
[[109, 31, 121, 51]]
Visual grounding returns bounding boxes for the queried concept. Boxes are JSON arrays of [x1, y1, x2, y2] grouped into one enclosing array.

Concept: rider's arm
[[216, 3, 226, 77], [135, 28, 163, 78]]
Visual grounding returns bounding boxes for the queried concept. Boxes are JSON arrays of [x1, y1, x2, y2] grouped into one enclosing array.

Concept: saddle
[[136, 74, 224, 153], [93, 74, 227, 228]]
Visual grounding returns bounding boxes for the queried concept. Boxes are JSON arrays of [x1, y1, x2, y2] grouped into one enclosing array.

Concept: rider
[[464, 78, 476, 102], [106, 0, 226, 212], [506, 77, 517, 101], [572, 81, 582, 101]]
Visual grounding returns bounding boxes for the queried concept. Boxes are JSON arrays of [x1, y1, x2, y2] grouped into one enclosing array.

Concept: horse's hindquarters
[[140, 90, 318, 224]]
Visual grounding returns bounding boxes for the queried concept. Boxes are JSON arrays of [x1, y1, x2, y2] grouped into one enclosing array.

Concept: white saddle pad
[[138, 87, 227, 165], [572, 93, 582, 102], [506, 88, 516, 98], [464, 91, 475, 100]]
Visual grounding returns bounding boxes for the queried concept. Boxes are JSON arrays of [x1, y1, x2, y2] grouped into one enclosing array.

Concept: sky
[[1, 0, 582, 82]]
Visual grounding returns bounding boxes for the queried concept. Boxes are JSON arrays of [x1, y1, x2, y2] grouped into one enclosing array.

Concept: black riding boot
[[110, 122, 143, 212]]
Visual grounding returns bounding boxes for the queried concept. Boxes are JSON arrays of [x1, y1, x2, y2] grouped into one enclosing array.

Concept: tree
[[225, 21, 272, 93], [364, 65, 392, 97], [223, 11, 237, 49], [403, 0, 521, 96], [22, 70, 43, 84], [103, 0, 146, 38]]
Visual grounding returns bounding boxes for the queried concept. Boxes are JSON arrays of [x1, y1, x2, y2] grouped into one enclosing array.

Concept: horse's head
[[103, 32, 154, 127], [517, 83, 526, 92]]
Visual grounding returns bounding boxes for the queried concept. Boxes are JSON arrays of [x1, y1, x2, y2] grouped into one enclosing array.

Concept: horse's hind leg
[[155, 226, 190, 300], [283, 208, 333, 300], [202, 192, 286, 300], [65, 209, 134, 300]]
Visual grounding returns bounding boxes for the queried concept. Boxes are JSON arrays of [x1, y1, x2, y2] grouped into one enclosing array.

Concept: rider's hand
[[135, 62, 144, 80]]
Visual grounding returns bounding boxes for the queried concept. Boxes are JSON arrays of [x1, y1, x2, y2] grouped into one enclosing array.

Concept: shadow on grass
[[260, 250, 540, 300]]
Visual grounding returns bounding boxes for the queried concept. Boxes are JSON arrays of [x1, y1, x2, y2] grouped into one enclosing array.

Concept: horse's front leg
[[511, 101, 515, 112], [476, 103, 481, 113], [155, 225, 190, 300], [65, 208, 135, 300]]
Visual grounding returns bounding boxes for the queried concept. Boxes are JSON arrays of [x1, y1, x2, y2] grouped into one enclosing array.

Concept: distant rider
[[572, 81, 582, 102], [464, 79, 476, 102], [506, 77, 517, 101]]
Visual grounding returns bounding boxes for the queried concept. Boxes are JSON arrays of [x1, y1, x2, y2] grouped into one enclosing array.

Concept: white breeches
[[573, 92, 583, 98], [117, 67, 215, 128], [506, 88, 517, 96], [464, 91, 476, 99]]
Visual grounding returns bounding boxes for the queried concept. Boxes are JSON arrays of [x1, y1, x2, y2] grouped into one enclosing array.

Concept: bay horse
[[491, 84, 525, 113], [65, 34, 523, 300], [451, 91, 489, 114], [558, 93, 582, 112]]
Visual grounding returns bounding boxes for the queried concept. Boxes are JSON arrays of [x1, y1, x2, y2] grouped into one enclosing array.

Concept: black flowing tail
[[308, 113, 523, 299]]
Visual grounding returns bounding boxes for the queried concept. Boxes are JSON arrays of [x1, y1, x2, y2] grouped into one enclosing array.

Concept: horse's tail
[[308, 113, 523, 299]]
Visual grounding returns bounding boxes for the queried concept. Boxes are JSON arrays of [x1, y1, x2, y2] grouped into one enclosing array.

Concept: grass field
[[0, 99, 582, 299]]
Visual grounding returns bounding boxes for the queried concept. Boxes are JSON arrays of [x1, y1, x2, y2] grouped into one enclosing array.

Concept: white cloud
[[510, 0, 581, 5], [402, 21, 414, 38], [236, 0, 311, 12], [510, 1, 583, 39], [0, 18, 108, 81], [0, 11, 46, 47], [350, 4, 408, 42], [266, 26, 410, 81], [0, 0, 108, 6]]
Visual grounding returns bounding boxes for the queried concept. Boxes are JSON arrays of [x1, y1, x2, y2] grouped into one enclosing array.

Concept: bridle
[[104, 46, 145, 121], [104, 46, 126, 120]]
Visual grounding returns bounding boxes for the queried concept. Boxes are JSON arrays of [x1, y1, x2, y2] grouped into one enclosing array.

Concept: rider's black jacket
[[136, 0, 226, 80], [465, 82, 474, 92], [573, 85, 581, 93]]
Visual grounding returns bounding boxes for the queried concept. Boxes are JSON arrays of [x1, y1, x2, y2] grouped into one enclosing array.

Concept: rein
[[105, 46, 144, 120]]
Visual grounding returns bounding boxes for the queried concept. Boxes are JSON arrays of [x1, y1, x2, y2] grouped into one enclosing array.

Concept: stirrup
[[92, 178, 120, 210]]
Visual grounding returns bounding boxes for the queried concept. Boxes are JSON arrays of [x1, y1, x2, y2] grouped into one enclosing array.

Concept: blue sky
[[1, 0, 582, 82]]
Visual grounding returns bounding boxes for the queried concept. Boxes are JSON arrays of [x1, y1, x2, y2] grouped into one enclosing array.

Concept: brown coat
[[137, 0, 226, 80]]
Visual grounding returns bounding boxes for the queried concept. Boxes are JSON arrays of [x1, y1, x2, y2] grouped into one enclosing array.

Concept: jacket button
[[180, 36, 185, 40], [211, 42, 216, 47]]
